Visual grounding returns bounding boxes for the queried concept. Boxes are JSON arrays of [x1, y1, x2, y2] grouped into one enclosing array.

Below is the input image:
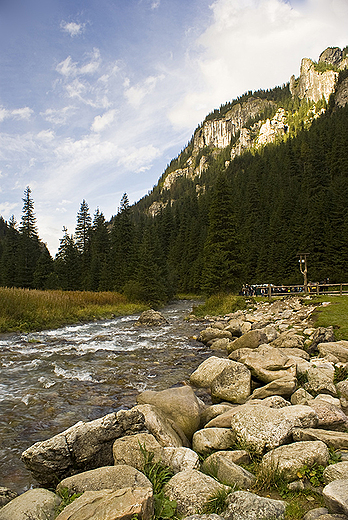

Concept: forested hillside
[[1, 48, 348, 304]]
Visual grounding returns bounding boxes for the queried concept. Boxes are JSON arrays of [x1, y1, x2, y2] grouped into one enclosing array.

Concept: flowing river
[[0, 300, 212, 494]]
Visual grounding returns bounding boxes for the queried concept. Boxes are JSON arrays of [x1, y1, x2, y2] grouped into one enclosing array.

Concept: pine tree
[[201, 173, 242, 295], [55, 227, 81, 290], [110, 193, 135, 290], [18, 186, 41, 287], [75, 200, 92, 289]]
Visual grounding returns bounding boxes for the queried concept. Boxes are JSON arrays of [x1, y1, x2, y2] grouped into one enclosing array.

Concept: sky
[[0, 0, 347, 256]]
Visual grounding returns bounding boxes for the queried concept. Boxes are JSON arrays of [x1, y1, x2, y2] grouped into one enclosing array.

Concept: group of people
[[240, 284, 305, 297]]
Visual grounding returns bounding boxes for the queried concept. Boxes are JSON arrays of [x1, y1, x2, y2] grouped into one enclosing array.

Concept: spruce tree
[[18, 186, 41, 288], [75, 200, 92, 289]]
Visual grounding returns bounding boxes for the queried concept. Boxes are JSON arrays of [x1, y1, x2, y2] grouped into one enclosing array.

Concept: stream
[[0, 300, 212, 493]]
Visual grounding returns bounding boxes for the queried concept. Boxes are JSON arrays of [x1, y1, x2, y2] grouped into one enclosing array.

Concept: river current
[[0, 300, 212, 494]]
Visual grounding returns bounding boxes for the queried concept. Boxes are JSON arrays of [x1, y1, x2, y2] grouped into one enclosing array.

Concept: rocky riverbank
[[1, 298, 348, 520]]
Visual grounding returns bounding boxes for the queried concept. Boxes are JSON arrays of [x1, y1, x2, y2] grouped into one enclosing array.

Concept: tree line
[[1, 102, 348, 304]]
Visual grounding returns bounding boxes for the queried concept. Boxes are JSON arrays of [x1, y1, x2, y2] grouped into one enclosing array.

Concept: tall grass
[[192, 293, 249, 318], [0, 287, 148, 332]]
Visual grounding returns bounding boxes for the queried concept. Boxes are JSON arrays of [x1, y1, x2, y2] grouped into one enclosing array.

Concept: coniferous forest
[[1, 92, 348, 305]]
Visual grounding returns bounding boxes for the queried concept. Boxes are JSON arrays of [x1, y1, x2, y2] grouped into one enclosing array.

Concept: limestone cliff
[[154, 46, 348, 201]]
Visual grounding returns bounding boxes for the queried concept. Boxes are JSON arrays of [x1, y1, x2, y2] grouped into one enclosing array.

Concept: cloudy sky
[[0, 0, 347, 255]]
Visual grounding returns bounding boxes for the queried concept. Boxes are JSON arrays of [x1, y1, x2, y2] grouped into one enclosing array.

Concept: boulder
[[0, 489, 61, 520], [210, 338, 233, 351], [270, 331, 305, 349], [55, 487, 154, 520], [113, 433, 163, 471], [192, 428, 236, 455], [183, 515, 224, 520], [318, 342, 348, 363], [281, 347, 310, 360], [226, 330, 268, 354], [309, 327, 336, 354], [190, 357, 235, 388], [224, 320, 243, 337], [292, 428, 348, 450], [249, 375, 297, 400], [202, 452, 255, 489], [200, 403, 236, 427], [305, 367, 337, 397], [323, 462, 348, 484], [262, 325, 278, 343], [136, 386, 201, 440], [0, 487, 18, 508], [323, 479, 348, 515], [21, 409, 146, 487], [230, 345, 296, 383], [199, 328, 233, 344], [291, 388, 314, 405], [307, 399, 348, 430], [211, 362, 251, 403], [133, 404, 189, 447], [56, 465, 152, 495], [230, 404, 318, 455], [337, 381, 348, 400], [136, 309, 169, 326], [223, 490, 286, 520], [260, 440, 329, 482], [162, 447, 200, 473], [163, 470, 226, 517], [302, 508, 329, 520]]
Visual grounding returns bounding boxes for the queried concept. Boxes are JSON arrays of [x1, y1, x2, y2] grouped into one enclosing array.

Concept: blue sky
[[0, 0, 347, 255]]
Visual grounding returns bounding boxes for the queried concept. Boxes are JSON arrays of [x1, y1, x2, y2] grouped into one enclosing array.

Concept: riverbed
[[0, 300, 212, 493]]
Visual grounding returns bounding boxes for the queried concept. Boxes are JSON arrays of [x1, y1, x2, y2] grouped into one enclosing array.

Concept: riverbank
[[1, 295, 348, 519], [0, 287, 148, 332]]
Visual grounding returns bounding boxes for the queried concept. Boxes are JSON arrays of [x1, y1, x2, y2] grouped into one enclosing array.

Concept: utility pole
[[297, 253, 309, 293]]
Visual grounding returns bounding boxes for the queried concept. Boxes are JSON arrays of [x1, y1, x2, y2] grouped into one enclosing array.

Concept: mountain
[[130, 46, 348, 296], [1, 47, 348, 302]]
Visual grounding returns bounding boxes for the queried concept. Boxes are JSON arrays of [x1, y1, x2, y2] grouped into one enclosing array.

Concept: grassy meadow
[[0, 287, 148, 333]]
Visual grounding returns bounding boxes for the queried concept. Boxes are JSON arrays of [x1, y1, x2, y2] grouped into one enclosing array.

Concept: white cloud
[[56, 56, 78, 77], [56, 49, 101, 78], [91, 109, 117, 132], [169, 0, 348, 129], [0, 106, 33, 123], [151, 1, 161, 8], [41, 106, 76, 126], [124, 75, 165, 108], [60, 21, 86, 37], [118, 144, 161, 172]]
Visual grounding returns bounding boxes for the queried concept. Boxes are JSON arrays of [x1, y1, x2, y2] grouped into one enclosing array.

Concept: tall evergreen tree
[[18, 187, 41, 288], [75, 200, 92, 289], [201, 173, 242, 294]]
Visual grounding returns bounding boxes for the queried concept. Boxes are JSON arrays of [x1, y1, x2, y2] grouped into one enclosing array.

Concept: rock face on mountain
[[290, 58, 339, 103], [154, 46, 348, 199]]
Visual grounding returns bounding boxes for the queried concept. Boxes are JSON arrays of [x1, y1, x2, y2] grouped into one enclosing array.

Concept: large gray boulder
[[307, 399, 348, 430], [113, 433, 163, 471], [249, 375, 297, 400], [199, 328, 233, 344], [230, 345, 296, 383], [192, 428, 236, 456], [305, 367, 337, 397], [136, 309, 169, 326], [162, 447, 200, 473], [211, 361, 251, 403], [270, 331, 305, 349], [230, 404, 318, 455], [323, 479, 348, 515], [133, 404, 189, 447], [200, 403, 236, 427], [226, 330, 268, 354], [56, 465, 152, 495], [223, 490, 286, 520], [0, 489, 61, 520], [21, 409, 146, 487], [202, 452, 255, 489], [292, 428, 348, 450], [55, 487, 154, 520], [260, 440, 329, 482], [318, 342, 348, 363], [163, 470, 226, 517], [190, 357, 235, 388], [323, 462, 348, 484], [136, 386, 201, 440]]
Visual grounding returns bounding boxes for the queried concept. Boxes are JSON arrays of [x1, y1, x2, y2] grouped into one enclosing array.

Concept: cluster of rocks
[[1, 297, 348, 520]]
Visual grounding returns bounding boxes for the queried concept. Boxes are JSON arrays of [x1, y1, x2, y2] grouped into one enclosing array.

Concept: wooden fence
[[265, 283, 348, 297]]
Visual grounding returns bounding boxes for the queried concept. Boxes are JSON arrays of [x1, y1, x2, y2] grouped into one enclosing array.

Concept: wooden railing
[[242, 283, 348, 298]]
